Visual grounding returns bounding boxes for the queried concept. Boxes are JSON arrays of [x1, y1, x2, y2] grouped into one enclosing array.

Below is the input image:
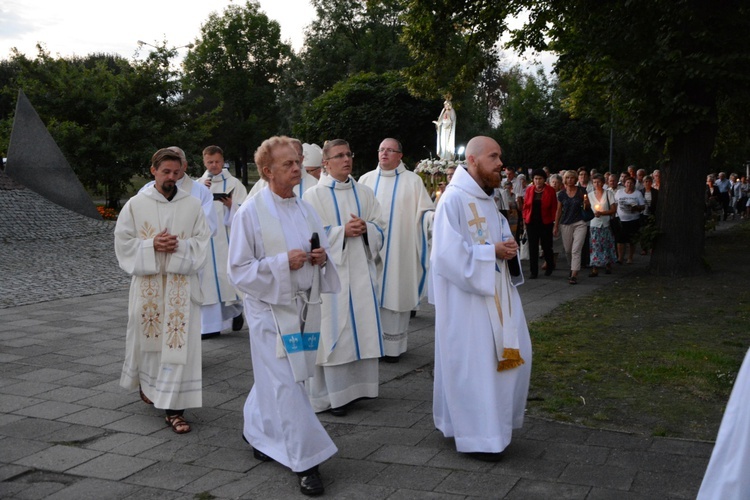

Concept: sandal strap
[[166, 414, 191, 433]]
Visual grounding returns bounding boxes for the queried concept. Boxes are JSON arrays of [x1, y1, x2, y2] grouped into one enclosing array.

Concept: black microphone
[[310, 232, 320, 251]]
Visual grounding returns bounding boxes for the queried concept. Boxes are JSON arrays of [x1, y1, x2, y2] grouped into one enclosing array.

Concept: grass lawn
[[526, 221, 750, 440]]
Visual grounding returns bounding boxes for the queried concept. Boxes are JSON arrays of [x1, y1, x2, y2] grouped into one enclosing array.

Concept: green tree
[[294, 71, 440, 176], [183, 0, 293, 184], [400, 0, 510, 98], [299, 0, 412, 98], [493, 68, 608, 170], [402, 0, 750, 276], [2, 46, 196, 208]]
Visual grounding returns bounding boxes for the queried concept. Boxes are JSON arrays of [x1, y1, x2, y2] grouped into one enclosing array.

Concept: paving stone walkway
[[1, 209, 731, 499]]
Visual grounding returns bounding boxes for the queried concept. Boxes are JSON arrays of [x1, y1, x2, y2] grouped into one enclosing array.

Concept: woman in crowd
[[705, 174, 722, 222], [614, 177, 645, 264], [639, 175, 659, 255], [523, 169, 558, 278], [588, 174, 617, 276], [554, 170, 590, 284], [549, 173, 563, 193]]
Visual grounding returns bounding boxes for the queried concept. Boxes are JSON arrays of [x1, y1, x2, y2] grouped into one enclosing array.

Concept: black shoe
[[382, 355, 400, 363], [252, 447, 273, 462], [544, 264, 555, 276], [201, 332, 220, 339], [467, 451, 504, 462], [241, 434, 273, 462], [529, 274, 538, 279], [232, 314, 244, 331], [297, 468, 324, 496], [329, 405, 348, 417]]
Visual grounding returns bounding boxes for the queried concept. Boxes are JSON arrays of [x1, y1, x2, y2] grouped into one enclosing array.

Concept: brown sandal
[[165, 414, 191, 434], [139, 385, 153, 405]]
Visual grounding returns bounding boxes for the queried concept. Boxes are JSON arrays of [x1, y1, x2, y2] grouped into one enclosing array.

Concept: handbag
[[519, 230, 529, 260], [581, 205, 595, 222]]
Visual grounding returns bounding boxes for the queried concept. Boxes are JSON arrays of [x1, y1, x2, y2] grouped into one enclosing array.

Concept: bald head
[[465, 136, 504, 191], [464, 136, 494, 159]]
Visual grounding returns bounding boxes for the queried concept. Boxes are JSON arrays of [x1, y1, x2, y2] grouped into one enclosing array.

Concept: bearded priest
[[429, 136, 532, 461], [115, 148, 210, 434]]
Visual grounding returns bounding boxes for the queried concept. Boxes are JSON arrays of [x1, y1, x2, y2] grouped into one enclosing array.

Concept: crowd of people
[[706, 171, 749, 223], [494, 164, 662, 285], [113, 136, 749, 495]]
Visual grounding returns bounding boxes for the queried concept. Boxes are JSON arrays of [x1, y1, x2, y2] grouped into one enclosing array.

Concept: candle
[[594, 203, 601, 211]]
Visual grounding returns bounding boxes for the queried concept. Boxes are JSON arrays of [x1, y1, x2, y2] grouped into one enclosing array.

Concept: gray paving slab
[[65, 454, 155, 481], [15, 445, 101, 473], [43, 477, 141, 500], [1, 217, 739, 499]]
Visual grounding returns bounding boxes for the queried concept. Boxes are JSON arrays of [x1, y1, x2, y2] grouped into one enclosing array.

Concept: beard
[[161, 181, 176, 196], [478, 168, 502, 191]]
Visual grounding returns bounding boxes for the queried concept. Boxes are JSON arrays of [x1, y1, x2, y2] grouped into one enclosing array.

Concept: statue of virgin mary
[[433, 97, 456, 160]]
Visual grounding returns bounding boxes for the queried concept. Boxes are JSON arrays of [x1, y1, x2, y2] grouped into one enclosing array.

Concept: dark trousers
[[581, 226, 591, 267], [527, 221, 554, 277], [720, 192, 731, 220]]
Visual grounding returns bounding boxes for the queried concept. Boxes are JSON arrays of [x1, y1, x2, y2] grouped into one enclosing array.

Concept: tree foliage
[[493, 68, 608, 170], [183, 0, 293, 182], [401, 0, 750, 276], [400, 0, 511, 98], [0, 46, 200, 207], [299, 0, 412, 99], [294, 71, 441, 176]]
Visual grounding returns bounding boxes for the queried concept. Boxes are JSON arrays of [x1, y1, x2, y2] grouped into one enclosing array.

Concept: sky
[[0, 0, 554, 72], [0, 0, 316, 59]]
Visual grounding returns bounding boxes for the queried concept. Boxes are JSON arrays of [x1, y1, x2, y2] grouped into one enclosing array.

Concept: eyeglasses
[[326, 152, 354, 160], [377, 148, 401, 154]]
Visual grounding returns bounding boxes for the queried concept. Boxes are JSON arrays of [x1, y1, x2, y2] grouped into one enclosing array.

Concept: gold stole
[[464, 200, 525, 372], [132, 203, 191, 365]]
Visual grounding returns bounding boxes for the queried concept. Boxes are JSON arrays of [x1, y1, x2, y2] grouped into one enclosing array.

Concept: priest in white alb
[[198, 145, 248, 338], [115, 148, 210, 434], [359, 138, 434, 361], [429, 136, 532, 461], [303, 139, 386, 417], [228, 136, 339, 496]]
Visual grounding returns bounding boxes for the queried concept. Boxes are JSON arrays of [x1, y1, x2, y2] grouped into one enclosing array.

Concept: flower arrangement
[[414, 158, 465, 198], [97, 206, 118, 220], [414, 158, 465, 175]]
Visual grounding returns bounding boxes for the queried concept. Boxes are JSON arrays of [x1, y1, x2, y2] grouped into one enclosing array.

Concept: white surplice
[[246, 170, 319, 201], [360, 162, 435, 356], [198, 169, 248, 334], [115, 186, 210, 410], [429, 165, 532, 453], [698, 348, 750, 500], [303, 173, 386, 411], [228, 187, 340, 472]]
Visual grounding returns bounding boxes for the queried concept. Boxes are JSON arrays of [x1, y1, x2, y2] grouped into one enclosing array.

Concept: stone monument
[[5, 89, 101, 219]]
